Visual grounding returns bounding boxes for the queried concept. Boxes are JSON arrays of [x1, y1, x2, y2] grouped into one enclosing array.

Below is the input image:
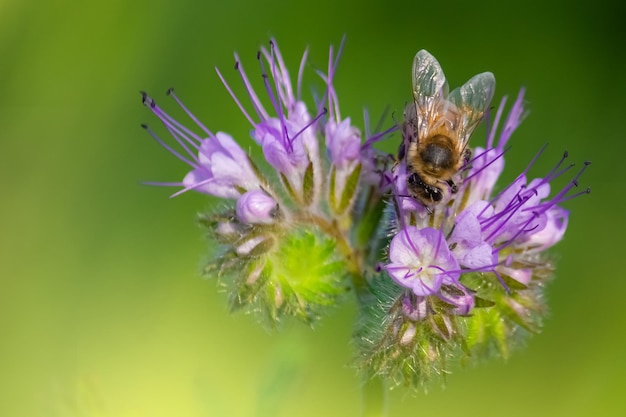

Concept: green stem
[[298, 212, 388, 416]]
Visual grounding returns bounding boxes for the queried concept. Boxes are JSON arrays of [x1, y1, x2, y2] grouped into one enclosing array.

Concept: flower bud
[[236, 190, 278, 224]]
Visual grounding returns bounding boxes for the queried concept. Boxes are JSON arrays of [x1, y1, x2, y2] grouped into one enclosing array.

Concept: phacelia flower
[[358, 57, 590, 389], [142, 40, 589, 394], [385, 227, 460, 296], [143, 38, 392, 326]]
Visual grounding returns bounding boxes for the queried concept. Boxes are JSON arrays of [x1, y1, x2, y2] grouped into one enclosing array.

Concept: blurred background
[[1, 0, 624, 415]]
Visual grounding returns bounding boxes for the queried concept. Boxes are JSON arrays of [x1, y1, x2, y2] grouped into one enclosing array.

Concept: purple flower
[[385, 227, 460, 296], [448, 203, 497, 269], [325, 118, 361, 169], [141, 93, 259, 198], [252, 104, 313, 180], [385, 85, 589, 306], [219, 41, 326, 202], [465, 89, 526, 204], [236, 190, 278, 224], [183, 132, 260, 198]]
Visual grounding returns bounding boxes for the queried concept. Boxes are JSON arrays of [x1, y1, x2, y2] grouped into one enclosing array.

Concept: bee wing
[[447, 72, 496, 151], [411, 50, 450, 141]]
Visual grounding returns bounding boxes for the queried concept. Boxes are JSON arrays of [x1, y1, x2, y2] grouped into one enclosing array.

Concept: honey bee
[[400, 50, 495, 206]]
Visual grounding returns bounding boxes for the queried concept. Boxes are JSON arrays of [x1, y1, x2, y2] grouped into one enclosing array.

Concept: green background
[[2, 0, 623, 416]]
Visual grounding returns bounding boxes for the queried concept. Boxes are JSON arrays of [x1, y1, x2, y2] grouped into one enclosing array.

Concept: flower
[[141, 93, 260, 198], [236, 190, 278, 224], [385, 227, 459, 296], [142, 37, 395, 326], [364, 66, 589, 390], [142, 41, 589, 394], [386, 88, 590, 300]]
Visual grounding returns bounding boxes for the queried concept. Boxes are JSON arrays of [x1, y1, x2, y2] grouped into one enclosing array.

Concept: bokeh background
[[2, 0, 624, 416]]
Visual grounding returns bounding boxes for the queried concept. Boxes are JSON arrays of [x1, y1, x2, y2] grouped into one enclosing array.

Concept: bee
[[400, 50, 495, 206]]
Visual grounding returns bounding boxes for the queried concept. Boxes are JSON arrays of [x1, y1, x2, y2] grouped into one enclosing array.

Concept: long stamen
[[166, 88, 215, 139], [147, 96, 203, 146], [485, 143, 548, 213], [265, 42, 289, 113], [233, 54, 270, 121], [169, 176, 217, 198], [493, 212, 541, 253], [142, 181, 184, 187], [527, 162, 591, 212], [290, 107, 328, 143], [258, 50, 291, 152], [493, 270, 511, 294], [215, 65, 256, 126], [463, 146, 510, 182], [269, 39, 294, 103], [141, 124, 199, 169], [142, 92, 202, 154], [362, 124, 399, 149]]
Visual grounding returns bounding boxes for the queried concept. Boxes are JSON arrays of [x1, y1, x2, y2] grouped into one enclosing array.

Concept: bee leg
[[463, 148, 472, 164], [426, 185, 443, 202], [446, 179, 458, 194], [409, 173, 443, 203]]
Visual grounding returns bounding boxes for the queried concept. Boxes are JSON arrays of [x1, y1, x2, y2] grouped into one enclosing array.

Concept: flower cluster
[[141, 38, 589, 391], [142, 38, 394, 325], [358, 86, 590, 388]]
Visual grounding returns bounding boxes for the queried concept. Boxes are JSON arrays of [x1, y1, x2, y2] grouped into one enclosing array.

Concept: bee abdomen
[[421, 142, 454, 170]]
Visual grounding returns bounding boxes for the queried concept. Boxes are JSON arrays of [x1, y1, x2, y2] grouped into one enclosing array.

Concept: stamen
[[403, 227, 421, 259], [486, 143, 548, 213], [482, 193, 530, 242], [526, 161, 591, 213], [290, 107, 328, 143], [433, 221, 445, 261], [141, 124, 199, 169], [269, 39, 295, 102], [142, 181, 184, 187], [233, 54, 270, 121], [463, 146, 510, 182], [169, 175, 216, 198], [215, 66, 256, 126], [266, 42, 289, 114], [166, 88, 215, 138], [141, 93, 201, 159], [493, 270, 511, 294], [258, 49, 291, 152], [493, 212, 541, 253], [361, 123, 399, 149]]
